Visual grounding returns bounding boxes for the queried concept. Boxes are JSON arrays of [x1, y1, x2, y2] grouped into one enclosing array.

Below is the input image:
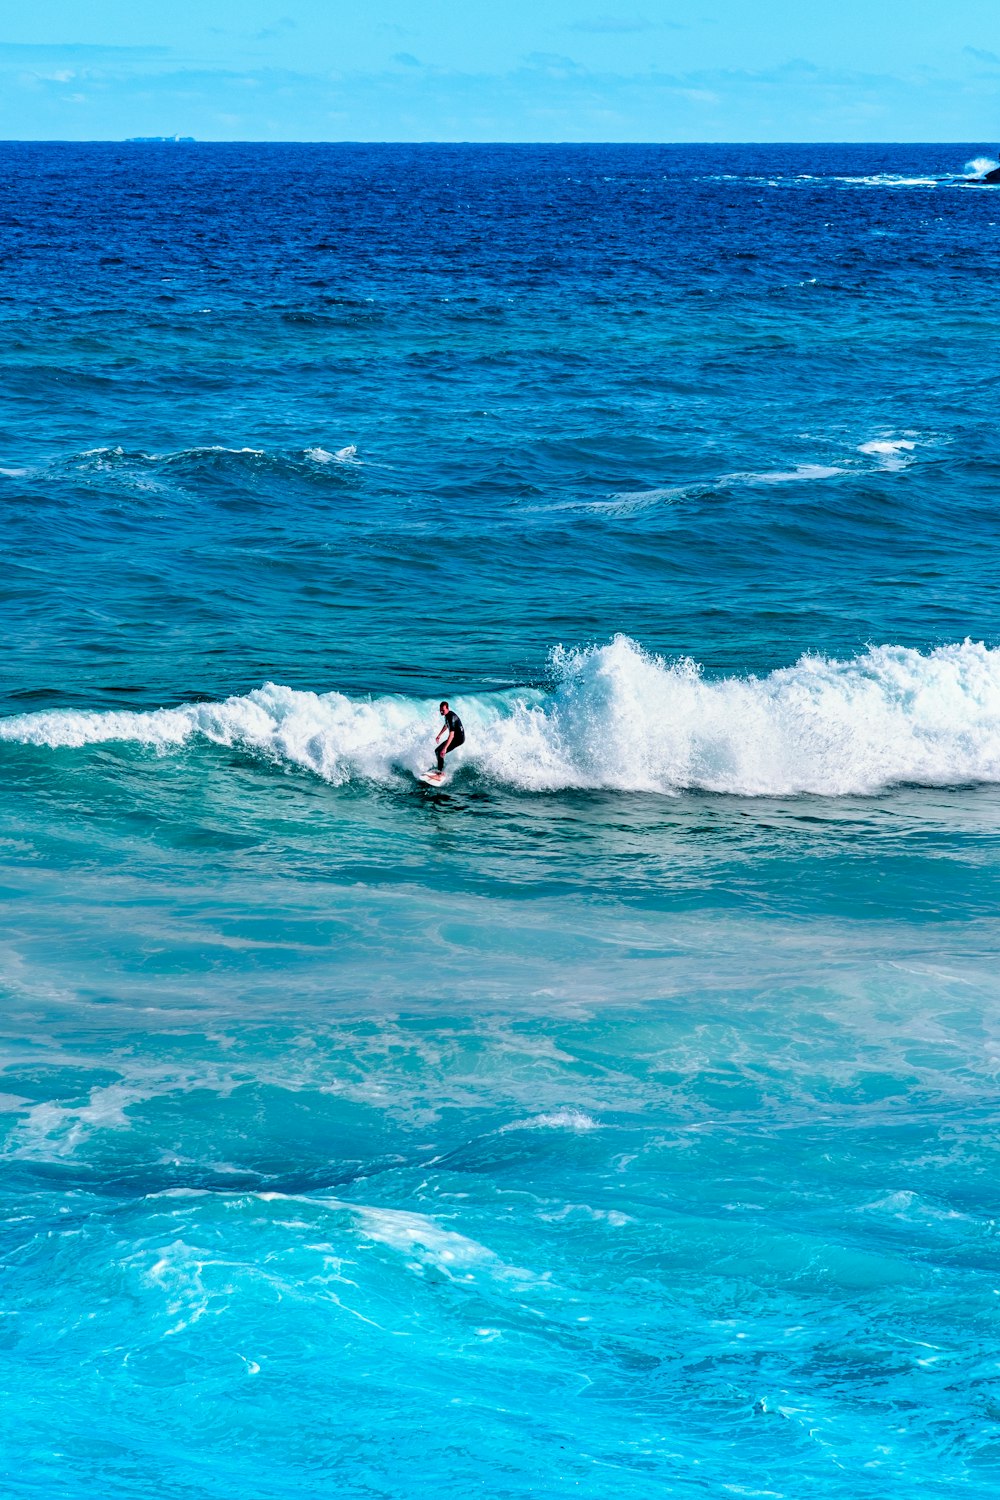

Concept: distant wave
[[4, 637, 1000, 797], [58, 444, 365, 478], [702, 169, 974, 189], [831, 174, 941, 188], [608, 463, 846, 506], [539, 435, 929, 517]]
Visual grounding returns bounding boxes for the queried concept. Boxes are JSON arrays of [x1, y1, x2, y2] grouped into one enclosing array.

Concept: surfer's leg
[[435, 744, 446, 771]]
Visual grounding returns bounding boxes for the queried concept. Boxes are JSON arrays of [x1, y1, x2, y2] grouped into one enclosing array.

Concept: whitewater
[[5, 636, 1000, 797]]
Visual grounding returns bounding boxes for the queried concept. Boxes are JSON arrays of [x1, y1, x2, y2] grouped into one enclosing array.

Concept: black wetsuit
[[436, 710, 465, 770]]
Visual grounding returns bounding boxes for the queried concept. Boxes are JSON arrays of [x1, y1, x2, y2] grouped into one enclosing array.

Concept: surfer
[[434, 701, 465, 774]]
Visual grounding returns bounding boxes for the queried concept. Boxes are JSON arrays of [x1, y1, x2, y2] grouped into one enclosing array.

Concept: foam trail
[[4, 637, 1000, 797], [834, 175, 940, 187], [737, 463, 844, 485], [587, 463, 844, 516]]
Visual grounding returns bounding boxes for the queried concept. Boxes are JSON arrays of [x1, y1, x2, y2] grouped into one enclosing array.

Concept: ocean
[[1, 141, 1000, 1497]]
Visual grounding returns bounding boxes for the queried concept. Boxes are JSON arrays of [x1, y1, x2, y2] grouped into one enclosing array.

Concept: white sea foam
[[712, 172, 940, 188], [305, 445, 361, 465], [965, 157, 999, 178], [605, 486, 684, 508], [4, 636, 1000, 797], [834, 175, 940, 188], [858, 438, 918, 471], [353, 1205, 497, 1269], [257, 1194, 523, 1280], [499, 1110, 600, 1132], [12, 1081, 144, 1157]]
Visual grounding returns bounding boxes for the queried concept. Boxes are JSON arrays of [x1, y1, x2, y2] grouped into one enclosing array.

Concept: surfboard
[[417, 769, 446, 786]]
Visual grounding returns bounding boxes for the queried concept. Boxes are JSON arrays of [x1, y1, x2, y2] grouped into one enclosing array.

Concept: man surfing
[[425, 700, 465, 783]]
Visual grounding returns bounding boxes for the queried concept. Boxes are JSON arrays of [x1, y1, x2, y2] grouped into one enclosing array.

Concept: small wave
[[965, 157, 999, 178], [56, 444, 366, 488], [5, 636, 1000, 797], [595, 485, 693, 514], [738, 464, 845, 485], [77, 445, 127, 465], [833, 175, 940, 188], [352, 1205, 500, 1270], [171, 446, 265, 457], [582, 464, 844, 516], [304, 445, 362, 465], [607, 486, 680, 505], [499, 1110, 600, 1133], [585, 442, 925, 516], [69, 444, 362, 468], [858, 437, 918, 471], [70, 444, 267, 472], [699, 172, 947, 189]]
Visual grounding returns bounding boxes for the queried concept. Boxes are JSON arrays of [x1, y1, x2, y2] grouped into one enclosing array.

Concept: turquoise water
[[2, 143, 1000, 1496]]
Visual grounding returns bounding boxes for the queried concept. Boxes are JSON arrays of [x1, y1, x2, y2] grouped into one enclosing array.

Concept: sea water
[[1, 142, 1000, 1497]]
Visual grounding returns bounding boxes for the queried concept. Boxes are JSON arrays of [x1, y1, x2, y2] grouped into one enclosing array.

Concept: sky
[[1, 1, 999, 142]]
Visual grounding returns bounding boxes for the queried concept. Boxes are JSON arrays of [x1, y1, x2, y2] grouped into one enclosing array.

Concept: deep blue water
[[2, 142, 1000, 1497]]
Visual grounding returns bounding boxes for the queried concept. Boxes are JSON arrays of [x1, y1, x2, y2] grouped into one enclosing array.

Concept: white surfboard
[[417, 769, 446, 786]]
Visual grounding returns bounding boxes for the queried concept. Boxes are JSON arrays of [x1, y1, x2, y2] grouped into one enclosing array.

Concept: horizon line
[[0, 137, 994, 147]]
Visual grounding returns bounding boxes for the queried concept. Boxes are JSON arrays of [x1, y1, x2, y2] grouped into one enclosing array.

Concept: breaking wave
[[3, 637, 1000, 797]]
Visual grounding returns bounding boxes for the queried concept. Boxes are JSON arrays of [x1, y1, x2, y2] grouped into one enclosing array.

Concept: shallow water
[[2, 142, 1000, 1497]]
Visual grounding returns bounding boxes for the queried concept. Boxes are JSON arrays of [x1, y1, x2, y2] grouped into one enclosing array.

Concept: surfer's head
[[439, 701, 449, 714]]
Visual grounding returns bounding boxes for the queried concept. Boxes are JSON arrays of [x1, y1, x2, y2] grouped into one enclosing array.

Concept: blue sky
[[2, 1, 999, 141]]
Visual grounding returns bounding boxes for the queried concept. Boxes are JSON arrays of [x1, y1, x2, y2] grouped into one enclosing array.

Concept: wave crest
[[3, 637, 1000, 797]]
